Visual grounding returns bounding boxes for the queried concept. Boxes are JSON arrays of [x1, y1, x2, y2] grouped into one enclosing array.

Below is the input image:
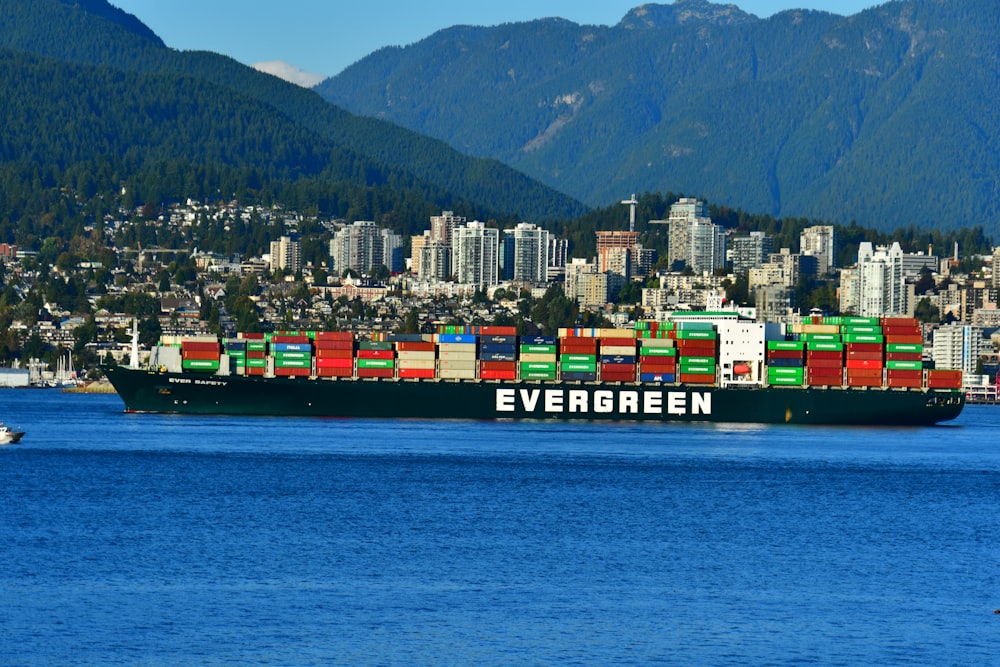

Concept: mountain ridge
[[317, 0, 1000, 235]]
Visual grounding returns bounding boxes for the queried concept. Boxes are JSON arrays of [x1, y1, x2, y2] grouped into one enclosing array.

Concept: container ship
[[103, 312, 965, 426]]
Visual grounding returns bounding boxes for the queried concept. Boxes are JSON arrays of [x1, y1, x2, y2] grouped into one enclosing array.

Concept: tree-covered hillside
[[319, 0, 1000, 235], [0, 0, 587, 238]]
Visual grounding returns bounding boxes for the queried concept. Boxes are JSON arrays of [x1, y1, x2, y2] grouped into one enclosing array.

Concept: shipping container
[[398, 368, 436, 379], [679, 372, 716, 384], [315, 357, 353, 369], [561, 372, 598, 381], [886, 360, 922, 371], [480, 369, 517, 380], [357, 358, 394, 369], [639, 373, 676, 383]]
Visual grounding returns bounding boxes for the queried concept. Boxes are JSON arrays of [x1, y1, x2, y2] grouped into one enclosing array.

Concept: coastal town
[[1, 195, 998, 401]]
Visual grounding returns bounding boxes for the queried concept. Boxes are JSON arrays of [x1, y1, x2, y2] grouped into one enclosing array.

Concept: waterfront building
[[932, 323, 985, 375]]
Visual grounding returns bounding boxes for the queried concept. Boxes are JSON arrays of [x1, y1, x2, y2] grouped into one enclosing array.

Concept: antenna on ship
[[129, 318, 139, 369], [621, 193, 638, 232]]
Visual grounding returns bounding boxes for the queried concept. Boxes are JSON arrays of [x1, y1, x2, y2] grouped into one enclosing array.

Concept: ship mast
[[129, 318, 139, 369]]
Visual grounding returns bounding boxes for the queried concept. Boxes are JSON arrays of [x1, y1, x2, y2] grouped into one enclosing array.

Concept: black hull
[[103, 366, 965, 426]]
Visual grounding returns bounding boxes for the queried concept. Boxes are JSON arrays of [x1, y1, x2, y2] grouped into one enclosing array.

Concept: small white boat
[[0, 422, 25, 444]]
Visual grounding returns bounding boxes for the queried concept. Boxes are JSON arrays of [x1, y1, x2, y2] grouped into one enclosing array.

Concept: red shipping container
[[847, 367, 882, 378], [316, 367, 353, 377], [315, 357, 353, 369], [805, 358, 843, 369], [246, 350, 266, 359], [313, 339, 354, 350], [677, 339, 718, 353], [397, 341, 436, 352], [638, 362, 677, 373], [481, 361, 517, 371], [314, 331, 354, 342], [847, 375, 882, 387], [886, 369, 922, 380], [927, 369, 962, 388], [846, 359, 883, 370], [182, 349, 221, 360], [356, 349, 395, 359], [271, 335, 310, 343], [398, 368, 436, 379], [238, 332, 266, 340], [847, 351, 883, 361], [315, 348, 353, 359], [274, 366, 310, 377], [480, 369, 517, 380], [846, 342, 883, 353], [601, 363, 637, 372], [766, 349, 804, 359], [245, 365, 266, 376], [884, 335, 923, 345], [560, 343, 599, 354], [807, 369, 843, 380], [881, 317, 919, 327], [480, 326, 518, 336], [886, 352, 922, 362], [679, 373, 716, 384], [807, 376, 841, 386], [807, 350, 844, 361], [882, 325, 922, 336], [181, 341, 220, 352], [886, 377, 922, 388], [357, 368, 394, 378]]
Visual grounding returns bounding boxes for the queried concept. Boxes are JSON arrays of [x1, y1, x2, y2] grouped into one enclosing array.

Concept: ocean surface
[[1, 389, 998, 666]]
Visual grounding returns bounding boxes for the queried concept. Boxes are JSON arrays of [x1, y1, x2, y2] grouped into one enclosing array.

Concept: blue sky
[[111, 1, 880, 83]]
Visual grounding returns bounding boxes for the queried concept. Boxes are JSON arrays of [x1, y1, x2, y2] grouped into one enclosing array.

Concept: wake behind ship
[[104, 312, 964, 426]]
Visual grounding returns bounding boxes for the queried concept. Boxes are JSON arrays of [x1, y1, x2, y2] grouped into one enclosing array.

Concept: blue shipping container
[[478, 343, 517, 354], [271, 342, 312, 352], [438, 333, 477, 344], [561, 372, 598, 382], [600, 355, 637, 365], [481, 352, 517, 362], [640, 373, 676, 383]]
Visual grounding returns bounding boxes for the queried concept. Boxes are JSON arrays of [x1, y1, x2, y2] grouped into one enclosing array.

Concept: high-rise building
[[452, 222, 499, 286], [855, 242, 907, 317], [430, 210, 466, 244], [932, 324, 984, 375], [595, 230, 639, 277], [410, 232, 429, 276], [510, 222, 549, 283], [661, 198, 724, 274], [418, 241, 451, 281], [328, 221, 400, 277], [269, 236, 301, 273], [800, 225, 837, 275], [547, 238, 569, 281], [730, 232, 774, 277]]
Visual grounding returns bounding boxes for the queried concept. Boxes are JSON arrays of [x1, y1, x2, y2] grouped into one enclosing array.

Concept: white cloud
[[252, 61, 326, 88]]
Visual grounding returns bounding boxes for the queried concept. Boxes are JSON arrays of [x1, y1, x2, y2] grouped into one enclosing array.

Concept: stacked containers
[[805, 340, 844, 386], [927, 369, 962, 389], [674, 322, 717, 384], [842, 317, 883, 387], [314, 331, 354, 378], [240, 333, 267, 376], [223, 338, 246, 375], [766, 340, 805, 386], [479, 334, 517, 380], [438, 333, 477, 379], [395, 336, 436, 379], [271, 334, 312, 377], [520, 335, 558, 381], [637, 338, 677, 382], [882, 317, 924, 388], [558, 332, 598, 381], [356, 338, 394, 378], [599, 329, 637, 382], [181, 337, 221, 373]]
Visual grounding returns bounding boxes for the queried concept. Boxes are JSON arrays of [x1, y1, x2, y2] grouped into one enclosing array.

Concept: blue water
[[2, 390, 999, 666]]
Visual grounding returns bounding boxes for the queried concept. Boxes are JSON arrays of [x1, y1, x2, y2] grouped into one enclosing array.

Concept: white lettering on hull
[[495, 387, 712, 417]]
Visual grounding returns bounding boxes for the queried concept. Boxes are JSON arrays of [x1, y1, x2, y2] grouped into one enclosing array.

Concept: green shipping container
[[520, 361, 557, 372], [273, 351, 311, 361], [182, 359, 220, 371], [245, 358, 267, 368], [886, 343, 923, 353], [886, 360, 923, 371], [768, 367, 805, 378], [807, 341, 844, 352], [842, 317, 880, 325], [561, 354, 597, 363], [639, 347, 677, 357], [678, 363, 714, 375], [842, 325, 882, 335], [357, 358, 394, 369], [358, 341, 393, 351], [675, 330, 717, 340], [522, 370, 557, 380], [561, 362, 597, 373], [769, 375, 804, 385], [246, 341, 267, 352], [274, 358, 310, 368], [767, 340, 805, 351], [843, 333, 884, 344], [679, 356, 715, 365], [801, 333, 841, 342]]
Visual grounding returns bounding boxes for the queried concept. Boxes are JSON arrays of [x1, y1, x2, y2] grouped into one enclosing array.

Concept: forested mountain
[[0, 0, 587, 248], [318, 0, 1000, 235]]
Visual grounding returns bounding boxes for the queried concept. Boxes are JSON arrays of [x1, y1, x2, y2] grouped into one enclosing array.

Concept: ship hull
[[103, 366, 964, 426]]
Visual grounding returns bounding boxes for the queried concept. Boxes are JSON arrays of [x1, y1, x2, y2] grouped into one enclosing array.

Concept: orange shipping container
[[397, 341, 436, 352], [316, 367, 353, 378], [679, 373, 716, 384], [886, 377, 922, 388], [480, 369, 517, 380], [398, 368, 436, 379], [847, 375, 882, 387], [274, 367, 310, 377], [881, 317, 919, 327], [357, 368, 394, 378], [847, 367, 882, 378], [315, 348, 353, 359], [884, 335, 924, 345], [886, 369, 922, 380], [182, 349, 221, 361]]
